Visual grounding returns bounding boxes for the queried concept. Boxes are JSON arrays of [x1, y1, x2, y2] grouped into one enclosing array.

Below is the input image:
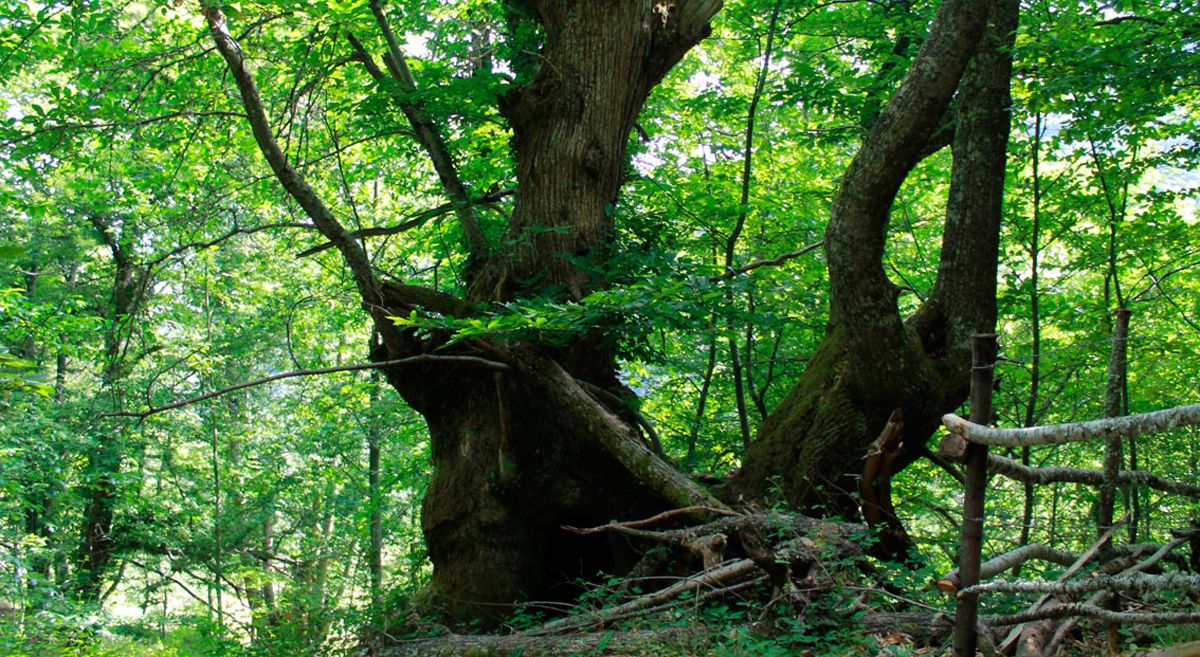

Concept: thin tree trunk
[[1100, 308, 1131, 549], [954, 334, 997, 657], [1016, 112, 1045, 575], [367, 380, 385, 610], [1100, 306, 1131, 655], [723, 0, 781, 452], [76, 216, 142, 601], [688, 326, 719, 466]]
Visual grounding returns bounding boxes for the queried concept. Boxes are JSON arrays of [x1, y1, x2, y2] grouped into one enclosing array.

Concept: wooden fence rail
[[943, 335, 1200, 657]]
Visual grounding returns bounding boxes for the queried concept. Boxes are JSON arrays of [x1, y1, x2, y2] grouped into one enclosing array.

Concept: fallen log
[[372, 612, 964, 656], [1139, 640, 1200, 657], [371, 626, 711, 657]]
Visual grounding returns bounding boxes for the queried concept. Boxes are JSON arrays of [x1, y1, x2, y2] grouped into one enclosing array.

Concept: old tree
[[198, 0, 1017, 621], [3, 0, 1039, 627]]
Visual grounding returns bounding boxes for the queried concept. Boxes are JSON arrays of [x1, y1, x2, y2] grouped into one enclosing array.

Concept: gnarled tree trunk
[[207, 0, 723, 624], [732, 0, 1018, 558]]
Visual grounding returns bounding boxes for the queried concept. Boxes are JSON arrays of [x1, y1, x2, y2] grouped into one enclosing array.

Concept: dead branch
[[860, 409, 910, 555], [1138, 640, 1200, 657], [991, 604, 1200, 626], [375, 612, 963, 656], [566, 512, 864, 550], [524, 558, 759, 636], [985, 453, 1200, 498], [544, 511, 869, 636], [375, 626, 712, 657], [996, 513, 1129, 653], [963, 573, 1200, 597], [937, 539, 1187, 595], [942, 402, 1200, 448], [563, 506, 739, 536], [1010, 535, 1188, 655], [937, 543, 1078, 594]]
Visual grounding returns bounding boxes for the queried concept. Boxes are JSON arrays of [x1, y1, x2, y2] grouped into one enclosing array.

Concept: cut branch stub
[[938, 432, 969, 462]]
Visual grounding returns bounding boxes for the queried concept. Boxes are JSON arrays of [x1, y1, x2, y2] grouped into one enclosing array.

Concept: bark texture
[[731, 0, 1017, 540], [208, 0, 723, 624], [943, 403, 1200, 448]]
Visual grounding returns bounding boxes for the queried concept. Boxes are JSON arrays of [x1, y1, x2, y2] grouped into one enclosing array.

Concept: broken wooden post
[[954, 333, 997, 657]]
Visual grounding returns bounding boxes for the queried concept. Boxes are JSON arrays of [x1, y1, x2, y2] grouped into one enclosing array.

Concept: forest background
[[1, 0, 1199, 654]]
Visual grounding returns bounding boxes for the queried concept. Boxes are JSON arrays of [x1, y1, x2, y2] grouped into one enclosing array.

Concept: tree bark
[[75, 215, 143, 601], [1101, 307, 1132, 547], [943, 403, 1200, 448], [731, 0, 1016, 538], [207, 0, 724, 624]]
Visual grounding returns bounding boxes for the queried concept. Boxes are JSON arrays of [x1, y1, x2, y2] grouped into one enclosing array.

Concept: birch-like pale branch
[[990, 604, 1200, 627], [964, 573, 1200, 597], [993, 513, 1127, 651], [996, 532, 1183, 653], [937, 543, 1079, 593], [942, 402, 1200, 447], [985, 452, 1200, 497]]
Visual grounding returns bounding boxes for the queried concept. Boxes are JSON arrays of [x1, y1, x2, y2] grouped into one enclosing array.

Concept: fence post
[[954, 333, 997, 657]]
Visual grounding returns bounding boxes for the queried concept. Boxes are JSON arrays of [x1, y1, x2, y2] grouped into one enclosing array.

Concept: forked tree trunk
[[204, 1, 723, 623], [210, 0, 1014, 624], [209, 0, 722, 623], [731, 0, 1018, 554]]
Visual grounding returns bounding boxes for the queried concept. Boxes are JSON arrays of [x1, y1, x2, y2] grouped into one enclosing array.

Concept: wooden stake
[[954, 333, 996, 657]]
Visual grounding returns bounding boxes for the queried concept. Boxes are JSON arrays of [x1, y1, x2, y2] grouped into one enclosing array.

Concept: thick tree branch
[[826, 0, 993, 339], [937, 544, 1079, 594], [908, 0, 1017, 359], [965, 573, 1200, 597], [990, 605, 1200, 627], [506, 344, 725, 511], [943, 403, 1200, 448], [643, 0, 725, 86], [203, 6, 382, 305]]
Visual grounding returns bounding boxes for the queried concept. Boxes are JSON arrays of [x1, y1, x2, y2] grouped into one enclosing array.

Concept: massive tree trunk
[[732, 0, 1018, 554], [209, 0, 1015, 622], [398, 0, 725, 622], [207, 0, 723, 624]]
